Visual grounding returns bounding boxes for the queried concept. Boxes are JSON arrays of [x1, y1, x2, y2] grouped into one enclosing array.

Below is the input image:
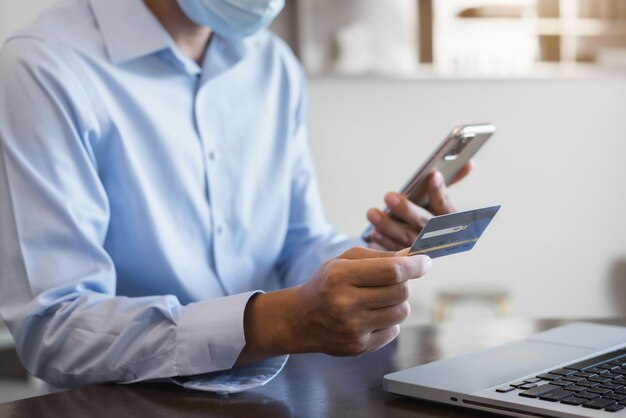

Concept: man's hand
[[366, 162, 473, 251], [293, 247, 430, 356], [235, 247, 431, 364]]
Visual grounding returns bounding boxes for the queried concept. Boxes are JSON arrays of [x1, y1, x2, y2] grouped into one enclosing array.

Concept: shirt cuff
[[175, 291, 259, 376], [170, 355, 289, 394]]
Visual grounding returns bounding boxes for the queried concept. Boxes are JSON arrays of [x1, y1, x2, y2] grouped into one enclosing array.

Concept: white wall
[[308, 76, 626, 322]]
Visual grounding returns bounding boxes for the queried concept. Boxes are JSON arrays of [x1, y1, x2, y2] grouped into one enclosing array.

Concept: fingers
[[370, 229, 409, 252], [367, 198, 432, 248], [367, 163, 473, 250], [366, 302, 411, 331], [336, 326, 401, 357], [367, 241, 387, 251], [427, 162, 473, 214], [450, 160, 474, 185], [383, 193, 432, 229], [338, 246, 408, 261], [351, 281, 411, 310], [307, 248, 423, 357], [395, 248, 410, 257], [367, 325, 401, 352], [334, 254, 431, 287], [426, 171, 456, 215]]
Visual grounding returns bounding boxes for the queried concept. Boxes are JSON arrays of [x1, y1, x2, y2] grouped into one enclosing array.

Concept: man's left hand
[[366, 162, 473, 251]]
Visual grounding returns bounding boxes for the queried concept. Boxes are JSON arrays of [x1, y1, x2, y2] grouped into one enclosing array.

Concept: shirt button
[[216, 225, 224, 235], [208, 150, 217, 161]]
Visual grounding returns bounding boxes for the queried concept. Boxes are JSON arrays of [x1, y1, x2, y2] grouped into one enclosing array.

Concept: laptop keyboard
[[496, 349, 626, 413]]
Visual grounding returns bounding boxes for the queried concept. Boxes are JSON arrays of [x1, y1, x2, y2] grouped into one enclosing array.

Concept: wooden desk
[[1, 318, 625, 418]]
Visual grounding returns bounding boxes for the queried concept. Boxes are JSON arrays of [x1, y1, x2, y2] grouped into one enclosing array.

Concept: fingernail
[[385, 193, 401, 208], [372, 232, 382, 242], [396, 248, 410, 257], [367, 209, 381, 224], [422, 256, 433, 272], [432, 172, 444, 187]]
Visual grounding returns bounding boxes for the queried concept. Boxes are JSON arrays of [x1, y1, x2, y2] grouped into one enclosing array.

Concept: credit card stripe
[[408, 238, 479, 256], [421, 225, 468, 239]]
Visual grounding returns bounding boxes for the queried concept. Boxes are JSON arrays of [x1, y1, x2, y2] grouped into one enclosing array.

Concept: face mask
[[177, 0, 285, 40]]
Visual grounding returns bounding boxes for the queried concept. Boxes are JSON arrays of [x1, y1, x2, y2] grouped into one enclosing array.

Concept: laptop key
[[601, 383, 624, 390], [537, 373, 561, 381], [588, 387, 612, 395], [550, 368, 576, 376], [576, 391, 601, 400], [539, 389, 575, 402], [605, 404, 625, 412], [562, 376, 585, 383], [551, 380, 574, 387], [518, 383, 538, 390], [599, 365, 620, 371], [496, 386, 516, 393], [574, 372, 597, 378], [524, 377, 542, 384], [564, 385, 587, 393], [519, 384, 560, 398], [561, 397, 587, 406], [577, 381, 599, 388], [587, 368, 609, 375], [566, 350, 626, 371], [590, 376, 612, 383], [608, 360, 626, 368], [582, 398, 617, 410], [604, 393, 626, 401]]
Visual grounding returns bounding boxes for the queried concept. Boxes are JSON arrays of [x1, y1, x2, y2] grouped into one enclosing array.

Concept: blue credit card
[[408, 205, 501, 258]]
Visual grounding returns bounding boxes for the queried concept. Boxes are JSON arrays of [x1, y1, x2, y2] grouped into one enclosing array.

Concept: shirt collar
[[88, 0, 173, 65], [201, 33, 262, 80], [88, 0, 263, 75]]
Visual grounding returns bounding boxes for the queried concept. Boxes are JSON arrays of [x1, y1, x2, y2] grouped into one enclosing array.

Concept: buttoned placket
[[187, 35, 255, 296], [156, 44, 232, 296], [192, 74, 233, 296]]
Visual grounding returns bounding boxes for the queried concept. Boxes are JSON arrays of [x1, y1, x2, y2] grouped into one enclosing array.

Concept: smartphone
[[362, 123, 496, 242]]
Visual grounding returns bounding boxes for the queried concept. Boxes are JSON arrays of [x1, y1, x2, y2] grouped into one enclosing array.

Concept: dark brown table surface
[[2, 318, 625, 418]]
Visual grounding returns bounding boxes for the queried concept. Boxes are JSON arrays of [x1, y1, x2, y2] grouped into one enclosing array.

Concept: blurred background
[[1, 0, 626, 403]]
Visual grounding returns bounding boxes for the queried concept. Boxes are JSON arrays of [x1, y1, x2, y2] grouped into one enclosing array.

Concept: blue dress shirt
[[0, 0, 359, 389]]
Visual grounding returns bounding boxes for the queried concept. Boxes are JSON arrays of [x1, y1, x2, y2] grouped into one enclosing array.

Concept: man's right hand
[[293, 247, 431, 356], [235, 247, 431, 365]]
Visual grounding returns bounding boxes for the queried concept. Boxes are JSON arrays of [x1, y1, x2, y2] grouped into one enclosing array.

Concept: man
[[0, 0, 469, 390]]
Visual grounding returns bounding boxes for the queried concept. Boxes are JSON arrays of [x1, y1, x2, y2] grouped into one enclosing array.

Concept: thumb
[[395, 248, 411, 257], [338, 246, 400, 260]]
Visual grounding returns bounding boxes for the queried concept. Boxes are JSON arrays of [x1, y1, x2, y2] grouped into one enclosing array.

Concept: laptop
[[384, 322, 626, 417]]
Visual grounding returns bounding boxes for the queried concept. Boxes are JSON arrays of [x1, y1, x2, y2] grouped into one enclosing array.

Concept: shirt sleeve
[[0, 36, 255, 389], [276, 66, 365, 288]]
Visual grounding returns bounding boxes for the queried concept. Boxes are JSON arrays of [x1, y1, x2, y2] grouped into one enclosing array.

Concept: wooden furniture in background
[[271, 0, 626, 76]]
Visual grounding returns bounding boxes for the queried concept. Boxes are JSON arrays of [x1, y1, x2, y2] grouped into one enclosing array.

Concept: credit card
[[408, 205, 500, 258]]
